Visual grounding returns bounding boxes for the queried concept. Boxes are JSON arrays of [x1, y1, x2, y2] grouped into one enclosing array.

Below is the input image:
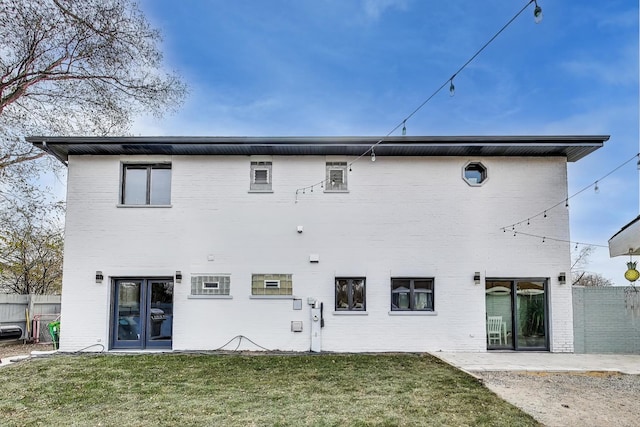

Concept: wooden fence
[[0, 294, 61, 342]]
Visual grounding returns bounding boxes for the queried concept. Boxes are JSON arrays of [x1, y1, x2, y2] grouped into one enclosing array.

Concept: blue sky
[[133, 0, 639, 284]]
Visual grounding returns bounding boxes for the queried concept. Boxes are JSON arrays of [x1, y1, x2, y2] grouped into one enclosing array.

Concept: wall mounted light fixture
[[473, 272, 481, 285], [558, 272, 566, 285], [175, 271, 182, 283], [96, 271, 104, 283]]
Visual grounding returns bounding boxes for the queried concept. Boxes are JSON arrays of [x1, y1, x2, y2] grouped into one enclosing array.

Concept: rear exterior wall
[[59, 154, 573, 352]]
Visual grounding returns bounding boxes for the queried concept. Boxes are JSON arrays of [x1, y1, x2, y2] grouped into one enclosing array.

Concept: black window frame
[[335, 277, 366, 311], [121, 163, 172, 205], [390, 277, 434, 311]]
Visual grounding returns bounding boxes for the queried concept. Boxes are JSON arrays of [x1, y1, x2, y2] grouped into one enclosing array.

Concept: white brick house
[[29, 135, 608, 353]]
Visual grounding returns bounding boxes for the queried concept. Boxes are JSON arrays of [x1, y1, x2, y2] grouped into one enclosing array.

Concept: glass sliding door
[[516, 280, 547, 350], [485, 279, 548, 351], [112, 278, 173, 350], [485, 281, 513, 349]]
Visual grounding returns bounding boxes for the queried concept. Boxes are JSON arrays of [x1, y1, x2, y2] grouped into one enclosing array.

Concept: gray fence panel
[[573, 287, 640, 354]]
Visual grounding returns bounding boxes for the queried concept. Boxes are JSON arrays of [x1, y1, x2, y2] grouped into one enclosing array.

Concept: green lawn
[[0, 353, 539, 426]]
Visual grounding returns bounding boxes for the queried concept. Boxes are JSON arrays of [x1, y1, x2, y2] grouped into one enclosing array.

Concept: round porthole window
[[463, 162, 487, 186]]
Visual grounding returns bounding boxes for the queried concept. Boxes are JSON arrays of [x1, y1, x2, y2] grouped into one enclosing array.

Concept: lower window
[[391, 278, 434, 311], [335, 278, 366, 311]]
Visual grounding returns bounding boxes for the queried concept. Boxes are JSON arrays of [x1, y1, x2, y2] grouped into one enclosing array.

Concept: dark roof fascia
[[26, 135, 610, 164]]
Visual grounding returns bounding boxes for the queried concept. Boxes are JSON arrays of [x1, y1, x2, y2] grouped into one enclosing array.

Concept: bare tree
[[573, 273, 613, 287], [571, 245, 613, 286], [0, 200, 64, 294], [0, 0, 187, 199]]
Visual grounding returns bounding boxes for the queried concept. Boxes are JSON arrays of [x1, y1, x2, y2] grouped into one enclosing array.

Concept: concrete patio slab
[[434, 352, 640, 375]]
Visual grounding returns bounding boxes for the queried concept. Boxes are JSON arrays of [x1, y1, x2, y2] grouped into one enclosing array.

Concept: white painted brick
[[59, 155, 573, 353]]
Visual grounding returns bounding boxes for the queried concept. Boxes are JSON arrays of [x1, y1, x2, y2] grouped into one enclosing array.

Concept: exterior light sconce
[[175, 271, 182, 283], [95, 271, 104, 283], [558, 272, 566, 285], [473, 272, 481, 285]]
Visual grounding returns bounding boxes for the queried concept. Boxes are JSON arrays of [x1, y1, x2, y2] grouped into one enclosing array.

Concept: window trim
[[325, 162, 348, 192], [121, 163, 172, 206], [390, 277, 435, 312], [250, 161, 273, 192], [462, 161, 488, 186], [335, 277, 366, 311]]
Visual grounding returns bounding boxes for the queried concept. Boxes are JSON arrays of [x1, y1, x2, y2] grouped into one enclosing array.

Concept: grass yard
[[0, 353, 539, 426]]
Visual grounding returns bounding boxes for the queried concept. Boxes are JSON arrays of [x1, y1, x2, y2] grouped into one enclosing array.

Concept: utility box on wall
[[291, 321, 303, 332]]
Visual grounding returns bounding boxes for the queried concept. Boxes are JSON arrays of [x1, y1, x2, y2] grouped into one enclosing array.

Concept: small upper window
[[335, 278, 366, 311], [463, 162, 487, 186], [250, 161, 272, 191], [122, 163, 171, 205], [325, 162, 348, 192]]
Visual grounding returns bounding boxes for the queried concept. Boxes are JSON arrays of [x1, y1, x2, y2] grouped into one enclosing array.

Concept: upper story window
[[325, 162, 348, 192], [122, 163, 171, 205], [391, 278, 434, 311], [463, 162, 487, 186], [335, 278, 366, 311], [250, 161, 272, 192]]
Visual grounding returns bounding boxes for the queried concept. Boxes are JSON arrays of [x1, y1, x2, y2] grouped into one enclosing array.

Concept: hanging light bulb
[[349, 165, 352, 172], [565, 199, 569, 208], [594, 181, 600, 193], [533, 1, 543, 24], [527, 219, 530, 225], [543, 211, 547, 218], [542, 236, 546, 243], [449, 78, 455, 97], [402, 120, 406, 136], [371, 147, 376, 162]]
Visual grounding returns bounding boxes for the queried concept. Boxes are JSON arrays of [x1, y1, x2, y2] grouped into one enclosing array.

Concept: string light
[[533, 1, 543, 24], [294, 0, 542, 200], [402, 120, 407, 136], [501, 152, 640, 230], [594, 181, 599, 193], [507, 229, 609, 248], [449, 77, 455, 97], [371, 147, 376, 162]]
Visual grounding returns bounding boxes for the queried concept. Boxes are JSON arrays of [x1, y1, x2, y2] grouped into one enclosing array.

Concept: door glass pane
[[148, 281, 173, 341], [516, 281, 546, 349], [124, 168, 148, 205], [117, 282, 141, 341], [485, 281, 513, 349], [150, 167, 171, 205]]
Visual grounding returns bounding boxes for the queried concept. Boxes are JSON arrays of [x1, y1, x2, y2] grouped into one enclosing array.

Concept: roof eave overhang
[[26, 135, 609, 164]]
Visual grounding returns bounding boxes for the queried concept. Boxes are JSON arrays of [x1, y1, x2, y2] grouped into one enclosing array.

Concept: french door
[[111, 278, 173, 349], [485, 279, 548, 351]]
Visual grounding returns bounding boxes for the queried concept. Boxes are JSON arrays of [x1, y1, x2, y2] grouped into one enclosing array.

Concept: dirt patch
[[478, 371, 640, 427], [0, 341, 54, 361]]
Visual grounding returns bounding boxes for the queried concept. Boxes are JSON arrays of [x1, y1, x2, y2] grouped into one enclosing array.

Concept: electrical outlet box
[[291, 321, 303, 332]]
